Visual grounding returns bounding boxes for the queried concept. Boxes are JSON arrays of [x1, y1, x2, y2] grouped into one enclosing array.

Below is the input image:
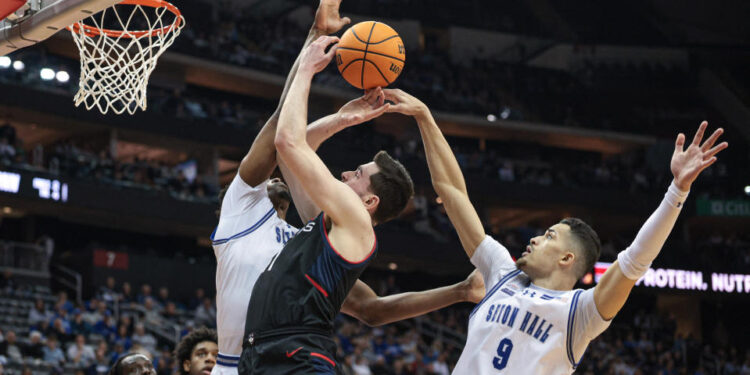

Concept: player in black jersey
[[238, 36, 415, 374]]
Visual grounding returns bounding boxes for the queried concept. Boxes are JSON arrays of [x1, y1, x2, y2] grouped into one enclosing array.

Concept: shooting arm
[[237, 27, 325, 186]]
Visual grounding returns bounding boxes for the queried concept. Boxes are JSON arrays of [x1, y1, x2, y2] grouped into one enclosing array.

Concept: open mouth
[[522, 245, 532, 257]]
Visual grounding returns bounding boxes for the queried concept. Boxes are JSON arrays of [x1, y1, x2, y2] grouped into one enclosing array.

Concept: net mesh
[[69, 0, 184, 115]]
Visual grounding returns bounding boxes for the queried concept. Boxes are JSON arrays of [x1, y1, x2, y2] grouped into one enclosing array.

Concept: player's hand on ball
[[670, 121, 728, 191], [301, 36, 339, 74], [383, 89, 428, 117], [337, 87, 390, 127], [313, 0, 351, 35]]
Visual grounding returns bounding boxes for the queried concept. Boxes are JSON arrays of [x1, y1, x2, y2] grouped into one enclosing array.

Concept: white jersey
[[453, 236, 611, 375], [210, 175, 297, 370]]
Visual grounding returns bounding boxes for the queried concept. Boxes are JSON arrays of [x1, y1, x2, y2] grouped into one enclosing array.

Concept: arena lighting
[[2, 206, 11, 214], [500, 107, 511, 119], [55, 70, 70, 83], [12, 60, 24, 71], [0, 56, 11, 68], [40, 67, 55, 80], [487, 114, 497, 122], [744, 185, 750, 195], [0, 171, 21, 193], [388, 262, 398, 270]]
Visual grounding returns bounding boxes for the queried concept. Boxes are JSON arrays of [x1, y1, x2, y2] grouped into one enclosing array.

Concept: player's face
[[516, 223, 572, 276], [120, 354, 155, 375], [341, 162, 380, 201], [267, 177, 290, 198], [184, 340, 218, 375]]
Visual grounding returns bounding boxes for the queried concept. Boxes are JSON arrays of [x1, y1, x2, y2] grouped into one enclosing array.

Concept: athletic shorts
[[238, 332, 339, 375]]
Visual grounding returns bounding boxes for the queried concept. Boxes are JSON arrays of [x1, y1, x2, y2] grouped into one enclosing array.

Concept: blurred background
[[0, 0, 749, 374]]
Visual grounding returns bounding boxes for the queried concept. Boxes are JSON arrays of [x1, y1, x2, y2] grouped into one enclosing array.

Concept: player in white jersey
[[379, 89, 728, 374], [209, 3, 484, 374]]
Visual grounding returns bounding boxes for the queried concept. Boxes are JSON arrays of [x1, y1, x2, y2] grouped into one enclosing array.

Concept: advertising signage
[[696, 199, 750, 217], [594, 262, 750, 294], [0, 170, 68, 203]]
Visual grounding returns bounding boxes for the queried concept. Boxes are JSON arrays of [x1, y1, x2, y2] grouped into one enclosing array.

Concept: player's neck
[[528, 272, 576, 291]]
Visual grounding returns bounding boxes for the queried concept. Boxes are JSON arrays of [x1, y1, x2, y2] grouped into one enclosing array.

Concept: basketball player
[[380, 89, 728, 374], [214, 4, 483, 375], [107, 352, 155, 375], [232, 36, 420, 374], [174, 327, 219, 375]]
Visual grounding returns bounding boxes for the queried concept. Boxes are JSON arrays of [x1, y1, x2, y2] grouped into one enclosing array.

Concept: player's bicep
[[438, 186, 485, 257], [279, 159, 321, 221], [593, 260, 637, 321], [571, 289, 613, 363], [276, 142, 369, 228], [341, 280, 376, 321]]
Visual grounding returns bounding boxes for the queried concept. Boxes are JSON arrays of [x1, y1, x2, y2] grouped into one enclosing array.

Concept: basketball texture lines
[[336, 21, 405, 90]]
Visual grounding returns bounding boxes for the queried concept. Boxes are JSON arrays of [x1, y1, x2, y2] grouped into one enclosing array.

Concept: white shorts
[[211, 353, 240, 375]]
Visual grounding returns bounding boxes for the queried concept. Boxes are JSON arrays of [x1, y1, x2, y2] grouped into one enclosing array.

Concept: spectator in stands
[[193, 298, 216, 328], [161, 302, 178, 321], [137, 284, 153, 304], [173, 327, 217, 375], [87, 341, 111, 375], [93, 312, 117, 341], [23, 331, 44, 360], [119, 282, 134, 305], [28, 298, 52, 328], [131, 323, 157, 355], [98, 277, 118, 304], [70, 309, 92, 336], [156, 287, 170, 308], [82, 298, 104, 326], [143, 297, 162, 325], [0, 270, 15, 292], [46, 316, 72, 343], [42, 334, 65, 367], [0, 330, 23, 363], [188, 288, 204, 311], [67, 334, 95, 368]]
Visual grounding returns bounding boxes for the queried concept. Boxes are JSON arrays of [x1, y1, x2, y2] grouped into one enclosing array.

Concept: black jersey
[[243, 211, 377, 339]]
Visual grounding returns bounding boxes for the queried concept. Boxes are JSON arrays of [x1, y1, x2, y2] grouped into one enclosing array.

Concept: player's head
[[516, 218, 601, 284], [267, 177, 292, 219], [174, 327, 218, 375], [340, 151, 414, 225], [107, 353, 155, 375]]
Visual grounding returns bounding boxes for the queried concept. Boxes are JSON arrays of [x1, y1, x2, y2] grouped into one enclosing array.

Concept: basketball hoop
[[68, 0, 184, 115]]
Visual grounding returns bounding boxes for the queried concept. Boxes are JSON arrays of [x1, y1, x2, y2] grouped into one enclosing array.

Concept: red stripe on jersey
[[321, 213, 376, 265], [310, 352, 336, 367], [305, 274, 329, 297]]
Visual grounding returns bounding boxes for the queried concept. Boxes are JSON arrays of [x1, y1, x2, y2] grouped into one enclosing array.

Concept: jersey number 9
[[492, 338, 513, 370]]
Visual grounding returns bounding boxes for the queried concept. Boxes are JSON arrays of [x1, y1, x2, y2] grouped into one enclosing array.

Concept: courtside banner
[[594, 262, 750, 294], [696, 199, 750, 217]]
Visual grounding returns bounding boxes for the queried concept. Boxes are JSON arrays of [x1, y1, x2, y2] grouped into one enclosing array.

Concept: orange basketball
[[335, 21, 405, 90]]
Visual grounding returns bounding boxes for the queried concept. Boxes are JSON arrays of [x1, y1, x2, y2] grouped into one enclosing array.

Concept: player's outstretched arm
[[594, 121, 727, 320], [341, 270, 485, 326], [281, 88, 390, 221], [275, 36, 382, 261], [237, 0, 350, 187], [383, 89, 486, 257]]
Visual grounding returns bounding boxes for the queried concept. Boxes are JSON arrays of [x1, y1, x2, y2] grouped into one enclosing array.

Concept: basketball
[[335, 21, 405, 90]]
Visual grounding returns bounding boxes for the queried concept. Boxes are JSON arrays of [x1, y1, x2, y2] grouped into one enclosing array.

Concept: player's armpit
[[592, 260, 637, 321]]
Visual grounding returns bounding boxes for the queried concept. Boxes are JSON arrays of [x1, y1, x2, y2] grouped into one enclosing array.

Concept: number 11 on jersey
[[493, 338, 513, 370]]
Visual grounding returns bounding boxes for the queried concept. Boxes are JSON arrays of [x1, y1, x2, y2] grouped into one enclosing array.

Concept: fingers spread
[[691, 121, 707, 146], [674, 133, 685, 152], [705, 142, 728, 159], [701, 128, 723, 151]]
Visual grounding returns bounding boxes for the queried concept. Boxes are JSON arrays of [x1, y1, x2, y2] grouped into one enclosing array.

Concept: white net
[[69, 0, 184, 115]]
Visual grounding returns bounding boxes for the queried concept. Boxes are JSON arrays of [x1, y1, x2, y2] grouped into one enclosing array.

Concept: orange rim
[[68, 0, 182, 38]]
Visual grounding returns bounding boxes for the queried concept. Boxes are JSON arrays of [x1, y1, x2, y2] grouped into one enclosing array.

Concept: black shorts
[[238, 331, 340, 375]]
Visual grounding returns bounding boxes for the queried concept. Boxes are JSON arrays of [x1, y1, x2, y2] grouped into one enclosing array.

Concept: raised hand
[[383, 89, 428, 117], [671, 121, 728, 191], [337, 87, 390, 126], [299, 36, 339, 74], [313, 0, 351, 35]]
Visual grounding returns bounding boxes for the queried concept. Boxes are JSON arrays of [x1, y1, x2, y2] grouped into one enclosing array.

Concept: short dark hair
[[174, 327, 217, 375], [369, 151, 414, 224], [107, 353, 140, 375], [560, 218, 601, 279]]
